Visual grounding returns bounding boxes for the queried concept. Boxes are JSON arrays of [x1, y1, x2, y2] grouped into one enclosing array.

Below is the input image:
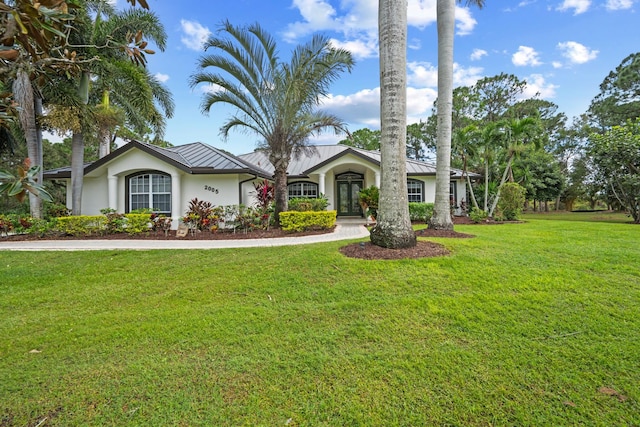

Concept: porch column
[[318, 173, 326, 195], [171, 172, 181, 228], [375, 171, 381, 188], [107, 171, 118, 211]]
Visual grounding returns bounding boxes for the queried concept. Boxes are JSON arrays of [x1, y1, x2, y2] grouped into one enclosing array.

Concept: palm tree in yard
[[429, 0, 485, 230], [371, 0, 416, 248], [190, 21, 354, 222], [45, 2, 171, 215], [488, 116, 541, 217]]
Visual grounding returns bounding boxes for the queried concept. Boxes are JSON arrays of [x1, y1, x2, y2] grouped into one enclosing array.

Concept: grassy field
[[1, 213, 639, 426]]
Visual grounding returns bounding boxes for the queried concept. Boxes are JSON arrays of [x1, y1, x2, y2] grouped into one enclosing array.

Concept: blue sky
[[111, 0, 639, 155]]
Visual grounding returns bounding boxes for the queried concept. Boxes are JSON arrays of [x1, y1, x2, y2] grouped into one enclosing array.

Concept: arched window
[[288, 182, 318, 199], [407, 179, 424, 202], [127, 172, 171, 214]]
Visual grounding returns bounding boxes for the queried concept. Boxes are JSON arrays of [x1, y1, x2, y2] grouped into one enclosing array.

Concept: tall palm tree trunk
[[71, 131, 84, 215], [429, 0, 455, 230], [13, 69, 43, 218], [370, 0, 416, 249], [488, 154, 514, 217]]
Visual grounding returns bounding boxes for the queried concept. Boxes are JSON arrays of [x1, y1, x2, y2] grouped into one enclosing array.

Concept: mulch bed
[[1, 227, 335, 241]]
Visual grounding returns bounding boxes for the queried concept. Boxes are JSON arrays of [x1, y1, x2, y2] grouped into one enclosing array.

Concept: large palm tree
[[47, 1, 170, 215], [370, 0, 416, 249], [429, 0, 485, 230], [190, 21, 354, 221]]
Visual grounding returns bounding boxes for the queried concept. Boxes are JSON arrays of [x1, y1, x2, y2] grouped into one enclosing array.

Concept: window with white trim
[[407, 179, 424, 202], [288, 182, 318, 199], [128, 172, 171, 214], [450, 181, 458, 206]]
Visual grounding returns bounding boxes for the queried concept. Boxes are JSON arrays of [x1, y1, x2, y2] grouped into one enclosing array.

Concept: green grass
[[1, 217, 639, 426]]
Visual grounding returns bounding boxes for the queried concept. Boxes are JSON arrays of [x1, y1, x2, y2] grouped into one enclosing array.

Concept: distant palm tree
[[429, 0, 485, 230], [190, 21, 354, 221], [370, 0, 416, 249], [488, 116, 541, 217]]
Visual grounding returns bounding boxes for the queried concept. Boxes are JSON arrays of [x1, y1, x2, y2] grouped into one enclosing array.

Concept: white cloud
[[552, 61, 563, 68], [557, 0, 591, 14], [470, 49, 488, 61], [321, 88, 381, 127], [557, 41, 598, 64], [180, 20, 211, 51], [521, 74, 558, 99], [154, 73, 169, 83], [606, 0, 634, 10], [329, 34, 378, 60], [407, 62, 484, 88], [512, 46, 542, 67], [284, 0, 479, 56]]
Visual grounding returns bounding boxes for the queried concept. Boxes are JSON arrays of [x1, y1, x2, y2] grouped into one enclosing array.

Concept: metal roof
[[44, 141, 477, 180]]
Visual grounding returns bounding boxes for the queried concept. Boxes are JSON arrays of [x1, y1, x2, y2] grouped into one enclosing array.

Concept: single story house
[[44, 140, 475, 227]]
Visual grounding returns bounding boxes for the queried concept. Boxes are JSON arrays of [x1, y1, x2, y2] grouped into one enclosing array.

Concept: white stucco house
[[44, 140, 473, 226]]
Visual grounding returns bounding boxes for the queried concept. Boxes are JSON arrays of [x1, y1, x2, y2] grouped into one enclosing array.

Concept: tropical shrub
[[123, 214, 152, 234], [101, 208, 126, 234], [279, 210, 337, 232], [498, 182, 526, 220], [288, 196, 329, 212], [358, 186, 379, 219], [408, 202, 434, 222], [469, 207, 488, 223]]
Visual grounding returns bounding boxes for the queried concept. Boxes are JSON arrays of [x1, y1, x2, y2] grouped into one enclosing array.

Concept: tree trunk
[[428, 0, 455, 231], [13, 69, 43, 218], [484, 160, 489, 211], [98, 125, 111, 158], [71, 131, 85, 215], [488, 155, 514, 217], [270, 155, 289, 224], [370, 0, 416, 249]]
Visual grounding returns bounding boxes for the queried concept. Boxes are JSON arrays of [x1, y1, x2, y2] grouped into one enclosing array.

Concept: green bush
[[55, 216, 106, 236], [498, 182, 526, 220], [279, 210, 337, 232], [288, 196, 328, 212], [124, 213, 153, 234], [469, 207, 488, 223], [408, 202, 434, 222], [358, 186, 379, 219]]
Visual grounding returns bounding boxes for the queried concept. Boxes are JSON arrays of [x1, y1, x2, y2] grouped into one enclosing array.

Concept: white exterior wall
[[181, 174, 240, 211]]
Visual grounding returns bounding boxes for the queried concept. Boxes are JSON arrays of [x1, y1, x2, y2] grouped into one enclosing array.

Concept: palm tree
[[190, 21, 354, 221], [452, 124, 480, 209], [45, 1, 170, 215], [488, 116, 541, 217], [429, 0, 485, 230], [370, 0, 416, 249]]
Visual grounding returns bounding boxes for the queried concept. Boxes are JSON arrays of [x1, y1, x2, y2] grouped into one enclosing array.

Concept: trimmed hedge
[[279, 210, 337, 232], [54, 214, 152, 236]]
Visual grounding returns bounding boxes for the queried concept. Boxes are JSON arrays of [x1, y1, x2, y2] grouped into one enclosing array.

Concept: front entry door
[[337, 180, 363, 216]]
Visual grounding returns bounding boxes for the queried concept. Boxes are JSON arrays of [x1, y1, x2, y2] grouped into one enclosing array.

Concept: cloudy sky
[[114, 0, 638, 154]]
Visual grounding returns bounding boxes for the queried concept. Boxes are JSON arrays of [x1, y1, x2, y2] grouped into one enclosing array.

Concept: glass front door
[[337, 180, 363, 216]]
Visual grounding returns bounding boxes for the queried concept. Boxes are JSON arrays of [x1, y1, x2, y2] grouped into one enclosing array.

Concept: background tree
[[190, 21, 354, 221], [370, 0, 416, 249], [588, 52, 640, 130], [589, 119, 640, 223], [429, 0, 484, 231], [406, 121, 429, 160], [338, 128, 381, 150]]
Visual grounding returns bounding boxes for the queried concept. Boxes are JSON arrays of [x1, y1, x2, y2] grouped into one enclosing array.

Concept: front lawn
[[1, 218, 638, 425]]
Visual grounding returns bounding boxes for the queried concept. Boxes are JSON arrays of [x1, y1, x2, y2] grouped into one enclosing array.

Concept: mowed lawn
[[1, 213, 638, 426]]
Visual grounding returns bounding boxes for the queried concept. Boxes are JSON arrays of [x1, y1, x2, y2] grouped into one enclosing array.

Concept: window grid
[[288, 182, 318, 199], [129, 173, 171, 214], [407, 180, 423, 203]]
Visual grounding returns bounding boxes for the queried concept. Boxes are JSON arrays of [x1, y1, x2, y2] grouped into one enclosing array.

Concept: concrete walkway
[[0, 219, 371, 251]]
